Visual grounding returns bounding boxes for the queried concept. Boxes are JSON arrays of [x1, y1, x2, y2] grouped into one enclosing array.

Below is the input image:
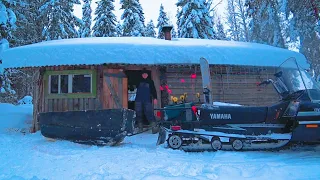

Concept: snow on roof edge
[[0, 37, 310, 69]]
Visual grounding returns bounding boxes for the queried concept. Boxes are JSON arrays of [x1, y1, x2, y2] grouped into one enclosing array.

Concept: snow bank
[[0, 103, 33, 134], [1, 37, 309, 69]]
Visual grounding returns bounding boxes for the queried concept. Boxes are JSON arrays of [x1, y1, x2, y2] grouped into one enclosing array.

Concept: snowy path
[[1, 132, 320, 180]]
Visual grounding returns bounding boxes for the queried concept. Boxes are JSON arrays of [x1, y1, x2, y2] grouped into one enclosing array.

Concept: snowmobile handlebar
[[258, 79, 273, 86]]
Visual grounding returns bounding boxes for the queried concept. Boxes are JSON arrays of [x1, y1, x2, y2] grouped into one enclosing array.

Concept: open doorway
[[125, 70, 152, 126]]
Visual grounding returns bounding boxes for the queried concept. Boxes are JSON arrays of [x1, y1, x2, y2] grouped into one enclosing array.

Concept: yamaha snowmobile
[[157, 58, 320, 151]]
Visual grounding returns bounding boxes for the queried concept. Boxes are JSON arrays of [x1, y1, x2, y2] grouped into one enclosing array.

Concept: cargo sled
[[157, 58, 320, 151], [39, 109, 135, 145]]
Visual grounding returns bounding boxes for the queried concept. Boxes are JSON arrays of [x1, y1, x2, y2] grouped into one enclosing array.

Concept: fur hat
[[141, 68, 148, 74]]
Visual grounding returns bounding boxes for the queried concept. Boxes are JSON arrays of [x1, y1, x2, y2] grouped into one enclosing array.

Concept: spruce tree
[[284, 0, 320, 74], [115, 21, 123, 37], [79, 0, 92, 38], [245, 0, 285, 48], [120, 0, 145, 37], [145, 20, 156, 37], [11, 0, 45, 47], [0, 0, 18, 43], [156, 4, 169, 39], [171, 26, 178, 38], [39, 0, 81, 40], [176, 0, 217, 39], [216, 16, 227, 40], [92, 0, 117, 37]]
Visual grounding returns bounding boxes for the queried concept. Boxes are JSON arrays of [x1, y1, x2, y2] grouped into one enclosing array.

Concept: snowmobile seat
[[199, 105, 268, 125]]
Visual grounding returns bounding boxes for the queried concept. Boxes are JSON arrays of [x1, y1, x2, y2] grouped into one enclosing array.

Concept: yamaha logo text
[[210, 113, 232, 120]]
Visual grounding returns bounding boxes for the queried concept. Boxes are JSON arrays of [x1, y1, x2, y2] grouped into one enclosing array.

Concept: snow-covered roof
[[0, 37, 309, 69]]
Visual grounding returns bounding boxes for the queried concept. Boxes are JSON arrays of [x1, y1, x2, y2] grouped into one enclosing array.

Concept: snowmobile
[[157, 57, 320, 151]]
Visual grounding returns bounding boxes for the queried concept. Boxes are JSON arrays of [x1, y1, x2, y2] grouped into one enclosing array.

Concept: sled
[[39, 109, 135, 145]]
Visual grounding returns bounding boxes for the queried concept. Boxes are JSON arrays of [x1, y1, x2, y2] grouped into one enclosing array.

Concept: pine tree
[[115, 21, 123, 37], [0, 0, 18, 43], [92, 0, 117, 37], [12, 0, 45, 47], [39, 0, 81, 40], [79, 0, 92, 37], [120, 0, 145, 37], [176, 0, 217, 39], [171, 26, 178, 38], [156, 4, 169, 39], [284, 0, 320, 73], [145, 20, 156, 37], [245, 0, 285, 48], [216, 16, 227, 40], [226, 0, 241, 41]]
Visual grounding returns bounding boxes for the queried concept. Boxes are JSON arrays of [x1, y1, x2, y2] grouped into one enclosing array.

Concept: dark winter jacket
[[135, 78, 157, 102]]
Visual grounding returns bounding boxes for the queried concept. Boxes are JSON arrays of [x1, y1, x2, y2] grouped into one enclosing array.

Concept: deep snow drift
[[1, 103, 320, 180]]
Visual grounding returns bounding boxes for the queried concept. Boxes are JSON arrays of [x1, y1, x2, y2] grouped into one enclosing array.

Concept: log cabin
[[0, 29, 309, 132]]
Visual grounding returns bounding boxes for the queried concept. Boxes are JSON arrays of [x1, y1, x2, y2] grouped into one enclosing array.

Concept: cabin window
[[50, 75, 59, 94], [46, 70, 96, 99], [49, 74, 92, 94], [72, 74, 91, 93]]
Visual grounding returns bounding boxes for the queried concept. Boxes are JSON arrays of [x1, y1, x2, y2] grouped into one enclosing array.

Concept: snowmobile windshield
[[276, 58, 320, 101]]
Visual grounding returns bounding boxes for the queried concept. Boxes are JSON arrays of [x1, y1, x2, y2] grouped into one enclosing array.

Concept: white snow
[[1, 37, 309, 70], [0, 103, 32, 134], [18, 96, 33, 105], [213, 101, 242, 106], [1, 103, 320, 180]]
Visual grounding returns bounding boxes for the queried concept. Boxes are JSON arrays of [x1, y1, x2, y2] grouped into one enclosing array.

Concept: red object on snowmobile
[[171, 126, 181, 131], [156, 111, 162, 118], [191, 106, 198, 115]]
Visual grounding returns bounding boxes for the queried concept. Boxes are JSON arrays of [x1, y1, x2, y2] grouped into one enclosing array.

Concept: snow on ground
[[1, 104, 320, 180], [0, 103, 33, 134]]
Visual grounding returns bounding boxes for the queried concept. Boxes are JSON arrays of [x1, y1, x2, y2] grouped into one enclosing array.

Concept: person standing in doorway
[[135, 68, 158, 133]]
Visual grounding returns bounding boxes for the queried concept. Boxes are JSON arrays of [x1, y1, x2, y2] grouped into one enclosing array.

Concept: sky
[[74, 0, 226, 28]]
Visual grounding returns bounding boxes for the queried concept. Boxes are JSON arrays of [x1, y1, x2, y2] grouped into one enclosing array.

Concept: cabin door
[[103, 69, 128, 109]]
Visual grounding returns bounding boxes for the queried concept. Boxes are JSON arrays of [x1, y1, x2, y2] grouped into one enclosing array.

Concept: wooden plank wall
[[43, 65, 103, 112], [166, 65, 280, 106]]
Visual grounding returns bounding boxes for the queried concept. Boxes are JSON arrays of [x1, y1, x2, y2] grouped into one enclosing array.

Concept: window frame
[[44, 69, 97, 99]]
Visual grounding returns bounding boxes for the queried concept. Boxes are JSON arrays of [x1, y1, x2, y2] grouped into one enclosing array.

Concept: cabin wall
[[165, 65, 279, 106]]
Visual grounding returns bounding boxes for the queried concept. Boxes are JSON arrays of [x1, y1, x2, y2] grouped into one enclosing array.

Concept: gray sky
[[74, 0, 226, 27]]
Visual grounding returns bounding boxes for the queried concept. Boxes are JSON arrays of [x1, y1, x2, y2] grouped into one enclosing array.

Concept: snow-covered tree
[[12, 0, 45, 47], [171, 26, 178, 38], [283, 0, 320, 73], [92, 0, 117, 37], [120, 0, 145, 37], [145, 20, 156, 37], [245, 0, 285, 48], [226, 0, 241, 41], [216, 16, 227, 40], [115, 21, 123, 37], [176, 0, 217, 39], [156, 4, 169, 39], [0, 69, 17, 104], [0, 1, 18, 42], [79, 0, 92, 37], [39, 0, 81, 40], [225, 0, 249, 41]]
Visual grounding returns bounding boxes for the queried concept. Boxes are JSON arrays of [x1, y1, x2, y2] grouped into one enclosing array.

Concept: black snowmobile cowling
[[157, 57, 320, 151], [39, 109, 135, 145]]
